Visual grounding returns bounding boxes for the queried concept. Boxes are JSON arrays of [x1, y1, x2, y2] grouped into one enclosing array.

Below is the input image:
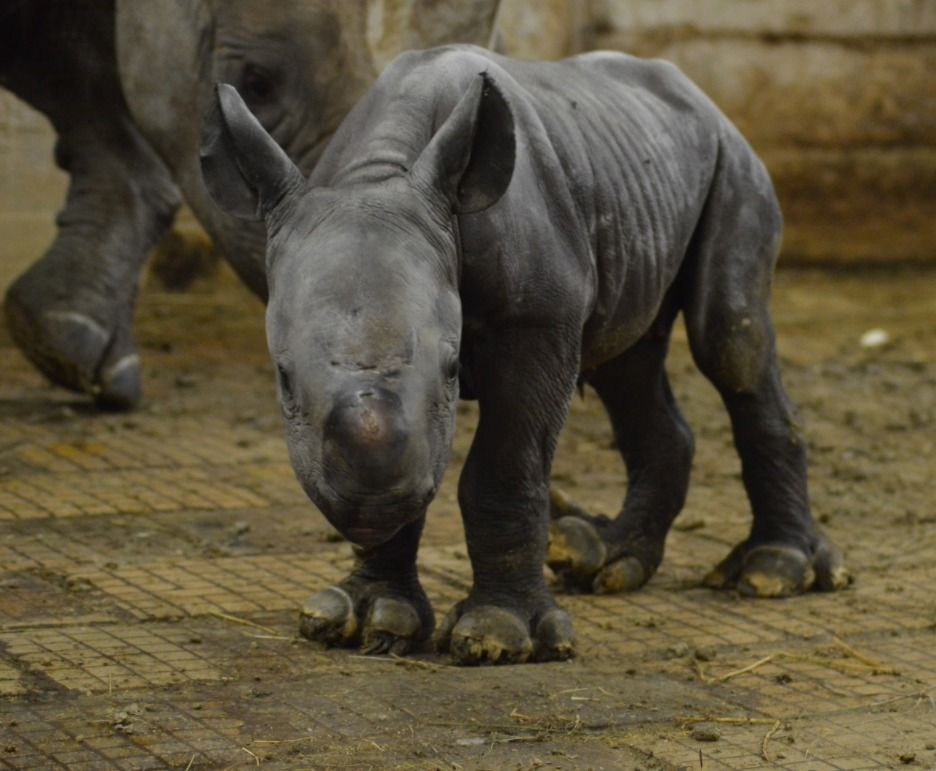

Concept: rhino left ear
[[411, 72, 515, 215], [200, 83, 303, 221]]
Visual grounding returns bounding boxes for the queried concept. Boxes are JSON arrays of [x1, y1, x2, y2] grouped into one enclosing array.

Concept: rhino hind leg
[[547, 304, 694, 594], [680, 136, 850, 598], [298, 520, 435, 655]]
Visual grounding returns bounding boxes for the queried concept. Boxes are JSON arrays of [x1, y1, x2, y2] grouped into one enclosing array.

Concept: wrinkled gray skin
[[2, 0, 499, 408], [202, 46, 851, 665]]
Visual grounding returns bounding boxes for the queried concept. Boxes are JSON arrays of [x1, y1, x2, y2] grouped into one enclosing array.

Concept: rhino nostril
[[359, 406, 384, 444]]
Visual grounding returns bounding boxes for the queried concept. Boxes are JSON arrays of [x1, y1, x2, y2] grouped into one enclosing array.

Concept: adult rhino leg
[[2, 1, 179, 410], [299, 518, 434, 655], [682, 136, 850, 598], [5, 122, 179, 409], [548, 297, 695, 594]]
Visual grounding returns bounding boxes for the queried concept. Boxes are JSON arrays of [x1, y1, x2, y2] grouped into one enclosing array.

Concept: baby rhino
[[201, 45, 849, 665]]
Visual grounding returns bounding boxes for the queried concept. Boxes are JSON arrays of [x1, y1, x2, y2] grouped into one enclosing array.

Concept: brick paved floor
[[1, 268, 934, 770]]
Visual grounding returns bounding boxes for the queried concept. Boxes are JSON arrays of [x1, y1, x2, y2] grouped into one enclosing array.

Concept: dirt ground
[[1, 265, 934, 770]]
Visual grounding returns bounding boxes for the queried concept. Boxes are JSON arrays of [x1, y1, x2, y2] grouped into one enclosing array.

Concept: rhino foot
[[436, 600, 575, 665], [704, 533, 851, 598], [5, 280, 140, 410], [299, 580, 433, 656], [547, 514, 659, 595]]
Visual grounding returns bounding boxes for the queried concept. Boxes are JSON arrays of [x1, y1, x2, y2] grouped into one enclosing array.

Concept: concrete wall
[[2, 1, 934, 281], [0, 90, 66, 293], [498, 0, 936, 265]]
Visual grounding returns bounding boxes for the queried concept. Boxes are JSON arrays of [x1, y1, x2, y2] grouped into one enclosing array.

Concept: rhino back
[[312, 46, 727, 356], [504, 52, 725, 364]]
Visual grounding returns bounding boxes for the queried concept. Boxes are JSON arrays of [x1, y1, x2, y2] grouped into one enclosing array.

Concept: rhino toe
[[360, 597, 424, 655], [532, 607, 576, 662], [94, 321, 142, 410], [299, 585, 358, 645], [446, 605, 533, 665]]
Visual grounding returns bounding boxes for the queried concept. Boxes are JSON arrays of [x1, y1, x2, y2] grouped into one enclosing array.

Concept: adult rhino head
[[200, 73, 514, 545], [0, 1, 501, 415], [117, 0, 502, 299]]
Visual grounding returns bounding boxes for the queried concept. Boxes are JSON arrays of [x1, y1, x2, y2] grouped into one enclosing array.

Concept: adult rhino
[[2, 0, 501, 408]]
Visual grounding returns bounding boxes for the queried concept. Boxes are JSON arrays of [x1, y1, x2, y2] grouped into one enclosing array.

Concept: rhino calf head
[[200, 76, 514, 546]]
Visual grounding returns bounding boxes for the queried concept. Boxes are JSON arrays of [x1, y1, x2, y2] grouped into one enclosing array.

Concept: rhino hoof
[[95, 354, 141, 411], [300, 586, 431, 654], [533, 608, 576, 662], [548, 516, 606, 582], [299, 586, 358, 645], [360, 597, 423, 655], [439, 603, 576, 665], [593, 555, 646, 594], [547, 516, 653, 594], [448, 606, 533, 665], [4, 298, 141, 411], [704, 536, 851, 598]]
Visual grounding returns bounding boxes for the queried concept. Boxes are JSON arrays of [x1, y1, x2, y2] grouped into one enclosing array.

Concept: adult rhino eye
[[445, 355, 460, 384], [242, 64, 276, 105], [276, 363, 295, 405]]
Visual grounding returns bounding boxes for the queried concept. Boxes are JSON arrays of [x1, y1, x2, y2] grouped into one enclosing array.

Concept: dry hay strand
[[209, 610, 278, 635], [693, 637, 900, 683]]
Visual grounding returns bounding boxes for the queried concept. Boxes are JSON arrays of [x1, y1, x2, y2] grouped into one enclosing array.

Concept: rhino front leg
[[438, 329, 578, 665], [299, 518, 435, 655], [2, 1, 179, 410], [5, 123, 179, 409]]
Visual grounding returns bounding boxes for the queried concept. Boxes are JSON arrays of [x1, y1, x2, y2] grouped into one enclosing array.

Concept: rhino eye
[[276, 363, 295, 406], [242, 64, 276, 105], [445, 355, 460, 384]]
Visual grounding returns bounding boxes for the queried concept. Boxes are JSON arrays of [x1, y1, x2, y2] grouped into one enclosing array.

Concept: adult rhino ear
[[200, 83, 303, 221], [410, 72, 515, 215]]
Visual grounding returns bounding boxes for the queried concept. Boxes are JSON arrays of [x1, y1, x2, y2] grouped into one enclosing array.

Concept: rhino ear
[[411, 72, 515, 215], [199, 83, 303, 221]]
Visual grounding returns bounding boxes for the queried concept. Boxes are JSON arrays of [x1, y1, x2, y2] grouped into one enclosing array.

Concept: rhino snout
[[322, 388, 431, 503]]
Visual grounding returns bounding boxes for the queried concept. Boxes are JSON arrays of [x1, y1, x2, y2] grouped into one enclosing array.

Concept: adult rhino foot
[[299, 579, 433, 656], [436, 600, 575, 665], [547, 495, 662, 595], [4, 281, 140, 410], [703, 532, 851, 598]]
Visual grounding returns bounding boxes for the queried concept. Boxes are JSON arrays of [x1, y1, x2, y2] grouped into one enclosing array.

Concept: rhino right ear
[[199, 83, 303, 221]]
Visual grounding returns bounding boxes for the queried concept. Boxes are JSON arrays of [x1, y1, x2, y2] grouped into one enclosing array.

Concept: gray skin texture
[[1, 0, 499, 409], [206, 44, 851, 665]]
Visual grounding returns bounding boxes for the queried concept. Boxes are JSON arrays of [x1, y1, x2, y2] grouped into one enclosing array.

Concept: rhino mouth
[[343, 525, 402, 547], [310, 478, 433, 546]]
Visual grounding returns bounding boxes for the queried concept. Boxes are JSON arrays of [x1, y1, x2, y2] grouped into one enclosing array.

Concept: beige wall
[[2, 1, 934, 278], [498, 0, 936, 264], [0, 90, 66, 293]]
